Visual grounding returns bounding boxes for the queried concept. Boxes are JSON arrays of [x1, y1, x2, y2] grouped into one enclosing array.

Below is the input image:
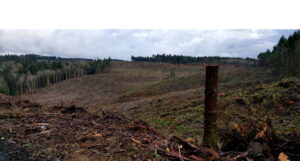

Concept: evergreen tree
[[0, 77, 10, 95], [0, 54, 111, 95], [257, 30, 300, 77], [131, 54, 257, 66]]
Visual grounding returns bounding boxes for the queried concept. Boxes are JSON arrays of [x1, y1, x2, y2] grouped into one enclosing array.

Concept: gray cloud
[[0, 29, 297, 60]]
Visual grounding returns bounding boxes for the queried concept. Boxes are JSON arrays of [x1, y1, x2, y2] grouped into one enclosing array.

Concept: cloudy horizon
[[0, 29, 297, 60]]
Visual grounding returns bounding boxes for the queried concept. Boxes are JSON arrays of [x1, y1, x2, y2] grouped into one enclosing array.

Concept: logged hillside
[[22, 61, 286, 138], [4, 93, 297, 161], [23, 61, 277, 112], [0, 61, 298, 160], [0, 95, 166, 161]]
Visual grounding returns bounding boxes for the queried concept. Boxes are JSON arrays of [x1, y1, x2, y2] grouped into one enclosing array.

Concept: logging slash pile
[[0, 93, 299, 161]]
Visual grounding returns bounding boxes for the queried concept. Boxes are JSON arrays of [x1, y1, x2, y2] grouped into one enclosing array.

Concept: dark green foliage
[[5, 75, 18, 95], [0, 77, 10, 95], [85, 57, 111, 75], [131, 54, 257, 66], [0, 54, 111, 95], [257, 30, 300, 77]]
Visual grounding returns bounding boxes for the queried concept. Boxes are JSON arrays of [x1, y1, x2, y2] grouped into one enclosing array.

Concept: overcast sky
[[0, 29, 296, 60]]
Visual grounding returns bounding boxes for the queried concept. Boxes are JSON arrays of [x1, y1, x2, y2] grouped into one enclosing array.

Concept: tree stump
[[203, 65, 220, 150]]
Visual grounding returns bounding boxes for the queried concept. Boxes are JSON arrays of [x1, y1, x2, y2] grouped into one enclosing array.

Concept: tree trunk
[[203, 65, 220, 150]]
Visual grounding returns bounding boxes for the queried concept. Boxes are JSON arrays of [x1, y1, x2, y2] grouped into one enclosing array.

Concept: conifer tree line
[[257, 30, 300, 77], [0, 54, 111, 95], [131, 54, 257, 66]]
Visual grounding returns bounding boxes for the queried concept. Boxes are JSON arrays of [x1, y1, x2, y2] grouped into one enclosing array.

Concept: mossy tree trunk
[[203, 65, 220, 150]]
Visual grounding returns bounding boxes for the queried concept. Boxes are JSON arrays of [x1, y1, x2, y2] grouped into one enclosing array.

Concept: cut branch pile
[[0, 95, 299, 161]]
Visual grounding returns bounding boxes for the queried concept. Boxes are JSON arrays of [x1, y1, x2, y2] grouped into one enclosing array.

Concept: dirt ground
[[0, 95, 257, 161], [0, 94, 165, 160], [5, 61, 296, 160], [22, 62, 276, 112]]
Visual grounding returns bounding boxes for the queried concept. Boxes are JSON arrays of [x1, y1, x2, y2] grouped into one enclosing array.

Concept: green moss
[[153, 151, 163, 161], [203, 129, 220, 150], [131, 105, 205, 138]]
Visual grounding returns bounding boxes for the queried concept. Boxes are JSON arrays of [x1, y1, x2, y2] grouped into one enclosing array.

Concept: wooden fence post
[[203, 65, 220, 149]]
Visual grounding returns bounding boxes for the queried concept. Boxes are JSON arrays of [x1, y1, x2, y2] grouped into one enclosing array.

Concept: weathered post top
[[203, 65, 220, 149], [205, 65, 219, 95]]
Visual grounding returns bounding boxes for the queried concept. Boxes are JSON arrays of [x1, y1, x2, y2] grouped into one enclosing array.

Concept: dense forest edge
[[131, 30, 300, 78], [131, 54, 257, 66], [0, 54, 111, 95], [258, 30, 300, 77]]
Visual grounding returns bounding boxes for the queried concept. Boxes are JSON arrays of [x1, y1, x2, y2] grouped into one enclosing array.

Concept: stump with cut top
[[203, 65, 220, 150]]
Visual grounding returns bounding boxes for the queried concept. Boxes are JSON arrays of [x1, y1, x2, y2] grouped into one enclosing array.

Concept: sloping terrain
[[0, 99, 164, 160], [23, 61, 277, 112], [15, 61, 300, 160], [0, 95, 265, 161], [220, 79, 300, 158], [124, 78, 300, 160], [22, 61, 281, 138]]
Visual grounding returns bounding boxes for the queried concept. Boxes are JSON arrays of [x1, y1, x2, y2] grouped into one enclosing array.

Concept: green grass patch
[[125, 95, 205, 138], [223, 78, 300, 136]]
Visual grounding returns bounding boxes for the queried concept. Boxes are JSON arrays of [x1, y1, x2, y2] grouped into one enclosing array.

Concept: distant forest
[[0, 54, 111, 95], [131, 54, 257, 66], [258, 30, 300, 77]]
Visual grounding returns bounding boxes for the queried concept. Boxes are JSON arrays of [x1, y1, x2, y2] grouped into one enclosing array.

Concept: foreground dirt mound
[[0, 103, 164, 160], [0, 94, 41, 109], [0, 95, 297, 161], [0, 99, 221, 161]]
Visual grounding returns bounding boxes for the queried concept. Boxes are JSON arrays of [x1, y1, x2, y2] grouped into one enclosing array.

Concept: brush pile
[[0, 94, 298, 161]]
